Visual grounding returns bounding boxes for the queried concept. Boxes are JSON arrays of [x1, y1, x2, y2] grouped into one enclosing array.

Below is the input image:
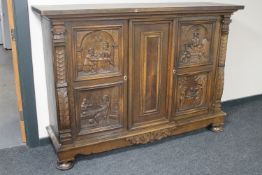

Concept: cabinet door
[[67, 20, 128, 136], [172, 16, 220, 119], [129, 20, 172, 128]]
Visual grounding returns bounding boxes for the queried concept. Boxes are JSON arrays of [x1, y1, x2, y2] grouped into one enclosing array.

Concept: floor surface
[[0, 45, 23, 149], [0, 96, 262, 175]]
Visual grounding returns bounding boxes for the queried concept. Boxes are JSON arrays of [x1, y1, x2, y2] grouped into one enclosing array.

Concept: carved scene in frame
[[178, 22, 213, 67], [176, 72, 209, 113], [74, 27, 123, 80], [76, 84, 123, 134]]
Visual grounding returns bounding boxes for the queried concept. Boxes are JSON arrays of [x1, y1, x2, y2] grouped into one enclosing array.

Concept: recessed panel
[[131, 21, 171, 127], [141, 32, 162, 114]]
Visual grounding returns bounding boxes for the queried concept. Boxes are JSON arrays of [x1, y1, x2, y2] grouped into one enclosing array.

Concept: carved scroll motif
[[126, 127, 176, 144], [179, 24, 211, 66], [57, 88, 71, 141], [57, 88, 70, 125]]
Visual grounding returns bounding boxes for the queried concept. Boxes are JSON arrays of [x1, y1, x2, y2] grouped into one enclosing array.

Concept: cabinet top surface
[[32, 2, 244, 17]]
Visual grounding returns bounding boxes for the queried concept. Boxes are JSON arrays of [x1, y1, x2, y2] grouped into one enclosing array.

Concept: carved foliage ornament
[[126, 127, 176, 144], [179, 24, 211, 66]]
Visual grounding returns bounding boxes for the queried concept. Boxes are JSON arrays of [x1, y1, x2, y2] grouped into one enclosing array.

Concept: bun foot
[[211, 124, 224, 133], [56, 161, 74, 170]]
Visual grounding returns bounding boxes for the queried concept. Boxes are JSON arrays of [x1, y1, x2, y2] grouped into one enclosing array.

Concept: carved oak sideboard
[[32, 3, 244, 170]]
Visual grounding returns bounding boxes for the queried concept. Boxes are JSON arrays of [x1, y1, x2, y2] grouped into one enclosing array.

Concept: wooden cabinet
[[32, 3, 244, 170]]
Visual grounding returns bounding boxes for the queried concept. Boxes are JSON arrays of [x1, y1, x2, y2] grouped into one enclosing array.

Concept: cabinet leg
[[56, 160, 74, 170], [211, 123, 224, 133]]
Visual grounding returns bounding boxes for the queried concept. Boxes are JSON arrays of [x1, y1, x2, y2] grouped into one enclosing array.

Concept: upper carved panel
[[176, 73, 208, 112], [75, 27, 122, 80], [77, 85, 123, 134], [178, 23, 213, 67]]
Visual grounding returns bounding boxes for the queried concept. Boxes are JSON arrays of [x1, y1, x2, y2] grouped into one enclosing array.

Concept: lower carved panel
[[76, 84, 124, 134], [176, 72, 209, 112]]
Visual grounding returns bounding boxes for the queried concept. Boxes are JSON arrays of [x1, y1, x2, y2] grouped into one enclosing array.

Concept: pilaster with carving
[[214, 15, 231, 112], [52, 22, 72, 144]]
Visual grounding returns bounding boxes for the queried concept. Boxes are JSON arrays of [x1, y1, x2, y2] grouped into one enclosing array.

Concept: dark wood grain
[[36, 3, 244, 170]]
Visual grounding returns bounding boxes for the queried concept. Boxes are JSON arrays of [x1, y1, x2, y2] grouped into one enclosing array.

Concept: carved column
[[214, 15, 231, 112], [52, 22, 72, 144]]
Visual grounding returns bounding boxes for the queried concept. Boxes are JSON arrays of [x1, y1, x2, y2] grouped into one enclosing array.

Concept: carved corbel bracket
[[52, 22, 72, 144], [221, 15, 232, 35], [52, 22, 66, 43]]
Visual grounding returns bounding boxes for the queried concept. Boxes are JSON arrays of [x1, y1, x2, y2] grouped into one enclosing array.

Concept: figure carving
[[180, 25, 210, 66], [177, 74, 207, 111], [80, 95, 111, 127], [77, 30, 119, 76]]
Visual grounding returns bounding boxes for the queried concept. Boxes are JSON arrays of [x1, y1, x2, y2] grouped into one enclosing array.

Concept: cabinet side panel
[[41, 18, 58, 136]]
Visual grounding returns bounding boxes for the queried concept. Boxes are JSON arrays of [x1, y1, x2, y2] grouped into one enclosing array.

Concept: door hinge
[[10, 28, 16, 41]]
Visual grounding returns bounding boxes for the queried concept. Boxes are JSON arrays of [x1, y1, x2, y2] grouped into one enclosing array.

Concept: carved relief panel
[[175, 72, 210, 114], [72, 23, 125, 80], [75, 83, 124, 135], [178, 19, 216, 68]]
